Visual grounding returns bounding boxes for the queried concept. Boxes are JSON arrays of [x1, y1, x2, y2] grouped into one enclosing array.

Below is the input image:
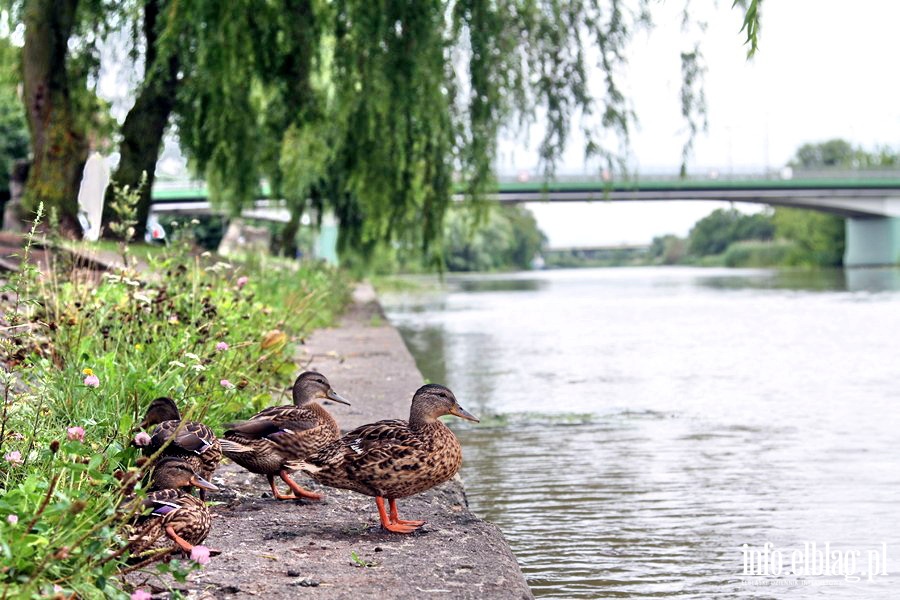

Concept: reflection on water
[[383, 267, 900, 599]]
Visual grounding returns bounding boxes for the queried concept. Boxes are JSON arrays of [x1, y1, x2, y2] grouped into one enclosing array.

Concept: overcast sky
[[510, 1, 900, 248]]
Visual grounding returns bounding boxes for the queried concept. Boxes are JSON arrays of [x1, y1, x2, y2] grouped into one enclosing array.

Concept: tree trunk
[[102, 0, 179, 240], [277, 207, 301, 257], [274, 0, 317, 257], [21, 0, 87, 234]]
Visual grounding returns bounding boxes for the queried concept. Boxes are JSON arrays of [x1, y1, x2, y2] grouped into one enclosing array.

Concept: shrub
[[723, 239, 795, 268]]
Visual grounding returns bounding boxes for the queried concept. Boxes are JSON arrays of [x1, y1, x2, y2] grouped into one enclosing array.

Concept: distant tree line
[[792, 139, 898, 170], [647, 207, 844, 268], [362, 204, 546, 274]]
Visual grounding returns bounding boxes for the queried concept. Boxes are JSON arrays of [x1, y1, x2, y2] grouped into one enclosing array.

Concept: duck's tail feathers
[[219, 439, 253, 456]]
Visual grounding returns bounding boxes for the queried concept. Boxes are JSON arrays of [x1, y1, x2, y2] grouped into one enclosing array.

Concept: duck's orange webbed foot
[[377, 497, 424, 534], [266, 474, 299, 500], [389, 498, 425, 527], [279, 470, 323, 500]]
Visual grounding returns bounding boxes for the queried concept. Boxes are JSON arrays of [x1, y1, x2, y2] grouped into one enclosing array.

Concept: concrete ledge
[[149, 284, 532, 599]]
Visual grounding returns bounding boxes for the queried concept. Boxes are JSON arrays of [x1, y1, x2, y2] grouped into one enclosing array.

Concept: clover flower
[[66, 426, 85, 441], [84, 374, 100, 388], [4, 450, 23, 465], [215, 342, 229, 351], [220, 379, 235, 390], [190, 545, 212, 565], [6, 514, 17, 525], [236, 276, 249, 289]]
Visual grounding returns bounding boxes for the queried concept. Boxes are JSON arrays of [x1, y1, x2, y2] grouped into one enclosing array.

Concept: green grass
[[0, 230, 350, 597]]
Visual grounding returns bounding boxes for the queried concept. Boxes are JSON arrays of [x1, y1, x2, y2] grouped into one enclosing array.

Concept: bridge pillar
[[845, 217, 900, 267]]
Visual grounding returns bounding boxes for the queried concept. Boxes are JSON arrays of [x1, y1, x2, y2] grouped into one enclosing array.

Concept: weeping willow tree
[[4, 0, 764, 258], [184, 0, 763, 265], [181, 0, 668, 264]]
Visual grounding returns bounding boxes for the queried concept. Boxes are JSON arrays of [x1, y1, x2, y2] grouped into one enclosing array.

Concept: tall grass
[[0, 205, 350, 598]]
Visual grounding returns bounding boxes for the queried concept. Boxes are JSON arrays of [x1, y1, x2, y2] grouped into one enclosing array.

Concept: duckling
[[293, 384, 478, 533], [126, 457, 218, 558], [219, 371, 351, 501], [134, 397, 222, 500]]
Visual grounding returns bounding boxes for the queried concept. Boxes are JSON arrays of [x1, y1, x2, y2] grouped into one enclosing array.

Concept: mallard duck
[[126, 457, 218, 558], [134, 397, 222, 499], [219, 371, 351, 501], [293, 383, 478, 533]]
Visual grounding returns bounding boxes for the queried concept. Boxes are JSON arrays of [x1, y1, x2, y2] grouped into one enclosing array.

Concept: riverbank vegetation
[[349, 204, 547, 275], [0, 204, 349, 597]]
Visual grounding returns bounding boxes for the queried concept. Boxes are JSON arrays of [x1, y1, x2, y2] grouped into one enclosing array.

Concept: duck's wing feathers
[[224, 415, 319, 441], [225, 406, 319, 439], [172, 431, 215, 454], [253, 405, 319, 426], [307, 419, 423, 466], [150, 420, 217, 455], [131, 489, 184, 523]]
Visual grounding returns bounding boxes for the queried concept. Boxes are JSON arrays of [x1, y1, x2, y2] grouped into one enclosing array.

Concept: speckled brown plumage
[[139, 397, 222, 484], [220, 371, 350, 500], [295, 383, 478, 533], [123, 458, 217, 559], [127, 490, 212, 557], [299, 418, 463, 498]]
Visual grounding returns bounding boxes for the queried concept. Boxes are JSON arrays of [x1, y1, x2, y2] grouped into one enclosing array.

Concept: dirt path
[[132, 284, 533, 599]]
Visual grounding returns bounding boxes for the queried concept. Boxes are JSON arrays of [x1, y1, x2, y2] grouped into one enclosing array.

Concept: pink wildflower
[[66, 426, 85, 441], [236, 276, 249, 289], [133, 432, 152, 446], [84, 374, 100, 388], [130, 590, 152, 600], [7, 514, 18, 525], [4, 450, 23, 465], [215, 341, 229, 351], [190, 545, 212, 565], [220, 379, 235, 390]]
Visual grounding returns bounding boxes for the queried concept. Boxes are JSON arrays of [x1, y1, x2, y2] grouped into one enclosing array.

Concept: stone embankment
[[135, 284, 533, 599]]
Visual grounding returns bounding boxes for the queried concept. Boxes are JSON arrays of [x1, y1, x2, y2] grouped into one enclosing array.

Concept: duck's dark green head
[[291, 371, 351, 407], [410, 384, 479, 425], [140, 397, 181, 429], [150, 457, 218, 492]]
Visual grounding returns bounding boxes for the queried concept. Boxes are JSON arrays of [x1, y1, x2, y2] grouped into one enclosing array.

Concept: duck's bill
[[326, 388, 352, 406], [449, 404, 480, 423], [190, 475, 219, 492]]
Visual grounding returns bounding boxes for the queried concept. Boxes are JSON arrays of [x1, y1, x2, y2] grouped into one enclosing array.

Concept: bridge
[[150, 171, 900, 267]]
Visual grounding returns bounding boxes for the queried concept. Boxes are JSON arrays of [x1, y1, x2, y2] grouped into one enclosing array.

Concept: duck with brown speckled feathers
[[125, 457, 218, 559], [134, 397, 222, 500], [291, 383, 479, 533], [219, 371, 351, 500]]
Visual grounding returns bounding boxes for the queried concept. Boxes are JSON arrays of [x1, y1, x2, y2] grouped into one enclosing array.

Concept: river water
[[381, 267, 900, 599]]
